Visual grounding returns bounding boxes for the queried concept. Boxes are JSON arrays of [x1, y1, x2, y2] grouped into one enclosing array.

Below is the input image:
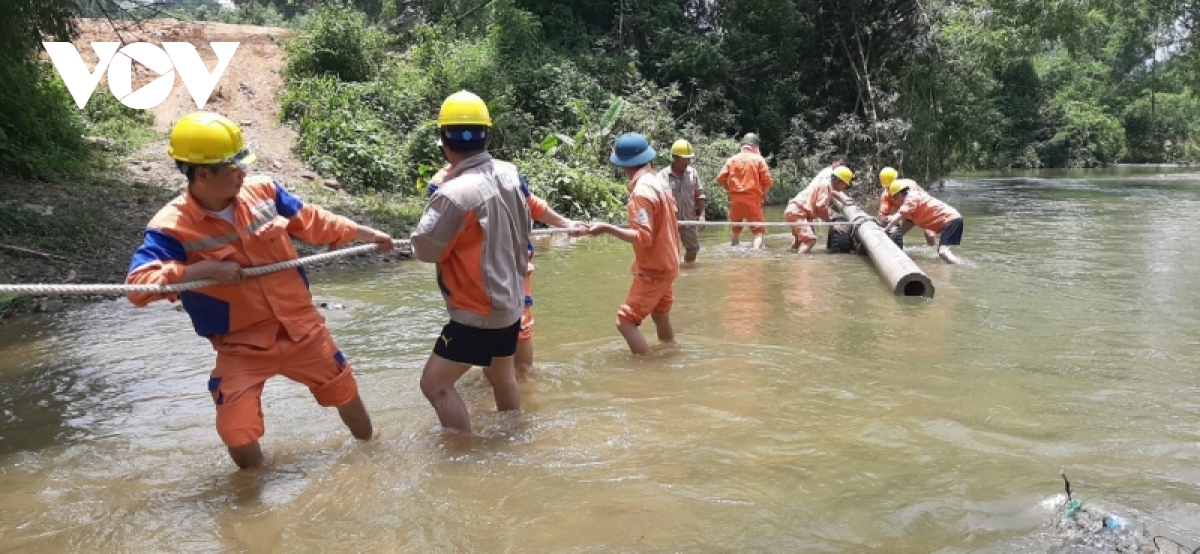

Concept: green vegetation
[[0, 268, 16, 317], [301, 187, 428, 236], [0, 294, 17, 315], [0, 60, 88, 179], [79, 85, 159, 154], [276, 1, 744, 221], [1, 0, 159, 179], [264, 0, 1200, 220], [3, 0, 1199, 225], [1, 0, 84, 179]]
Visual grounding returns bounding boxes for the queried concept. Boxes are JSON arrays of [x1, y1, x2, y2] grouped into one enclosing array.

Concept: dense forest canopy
[[4, 0, 1199, 210]]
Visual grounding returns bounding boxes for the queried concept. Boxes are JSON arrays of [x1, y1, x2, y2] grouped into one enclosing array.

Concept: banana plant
[[539, 97, 624, 161]]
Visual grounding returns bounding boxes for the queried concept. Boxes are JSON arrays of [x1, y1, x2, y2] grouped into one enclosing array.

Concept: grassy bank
[[0, 76, 176, 316], [275, 5, 831, 222]]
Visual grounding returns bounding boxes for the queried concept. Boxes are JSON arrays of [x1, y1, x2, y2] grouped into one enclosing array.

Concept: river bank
[[0, 19, 424, 319]]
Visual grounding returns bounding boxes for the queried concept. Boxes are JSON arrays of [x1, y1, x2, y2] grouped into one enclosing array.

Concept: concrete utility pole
[[832, 201, 935, 298]]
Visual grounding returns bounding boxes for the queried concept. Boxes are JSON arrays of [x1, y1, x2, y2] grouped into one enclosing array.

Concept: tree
[[2, 0, 77, 63], [0, 0, 85, 178]]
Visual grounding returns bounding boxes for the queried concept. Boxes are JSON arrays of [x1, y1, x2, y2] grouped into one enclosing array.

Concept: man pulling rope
[[123, 112, 394, 469]]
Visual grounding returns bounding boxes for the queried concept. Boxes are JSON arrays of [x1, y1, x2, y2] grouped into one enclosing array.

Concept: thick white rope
[[0, 220, 865, 296], [0, 228, 569, 296], [0, 242, 400, 296], [675, 220, 863, 228]]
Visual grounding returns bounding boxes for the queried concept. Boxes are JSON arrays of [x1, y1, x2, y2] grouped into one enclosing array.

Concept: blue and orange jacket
[[126, 176, 359, 349]]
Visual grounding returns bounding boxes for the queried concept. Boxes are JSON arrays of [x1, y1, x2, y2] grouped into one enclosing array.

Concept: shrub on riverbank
[[278, 2, 798, 222]]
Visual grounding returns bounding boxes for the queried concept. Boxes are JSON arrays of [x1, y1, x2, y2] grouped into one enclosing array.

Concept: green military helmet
[[740, 132, 760, 146]]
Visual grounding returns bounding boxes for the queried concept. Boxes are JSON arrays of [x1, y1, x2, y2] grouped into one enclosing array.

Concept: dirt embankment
[[2, 18, 378, 316], [74, 18, 309, 185]]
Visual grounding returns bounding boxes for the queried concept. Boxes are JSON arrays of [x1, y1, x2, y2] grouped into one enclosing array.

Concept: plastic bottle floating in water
[[1103, 514, 1126, 530]]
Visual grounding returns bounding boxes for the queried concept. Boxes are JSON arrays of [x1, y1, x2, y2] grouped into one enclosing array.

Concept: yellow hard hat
[[168, 112, 256, 167], [670, 139, 695, 158], [437, 90, 492, 128], [887, 180, 911, 197], [832, 166, 854, 186], [879, 167, 898, 187]]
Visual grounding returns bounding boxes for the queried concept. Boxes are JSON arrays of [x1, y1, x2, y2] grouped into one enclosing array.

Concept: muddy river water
[[2, 168, 1199, 552]]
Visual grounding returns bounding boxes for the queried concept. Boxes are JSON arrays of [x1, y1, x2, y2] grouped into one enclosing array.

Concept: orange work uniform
[[618, 168, 681, 325], [879, 179, 926, 218], [895, 189, 961, 233], [783, 180, 834, 243], [716, 150, 773, 234], [126, 176, 362, 448]]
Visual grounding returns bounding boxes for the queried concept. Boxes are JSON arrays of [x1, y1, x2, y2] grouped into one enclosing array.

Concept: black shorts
[[939, 217, 964, 246], [432, 319, 521, 367]]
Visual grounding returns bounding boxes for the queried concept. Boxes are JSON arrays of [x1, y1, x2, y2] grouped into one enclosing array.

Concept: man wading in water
[[410, 91, 532, 433], [589, 133, 681, 355], [784, 166, 856, 254], [658, 139, 707, 263], [125, 112, 394, 469], [426, 152, 587, 382], [882, 180, 965, 264], [716, 133, 773, 249], [878, 167, 938, 247]]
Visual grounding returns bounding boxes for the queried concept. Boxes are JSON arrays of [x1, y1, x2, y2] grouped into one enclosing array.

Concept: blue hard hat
[[610, 133, 656, 167]]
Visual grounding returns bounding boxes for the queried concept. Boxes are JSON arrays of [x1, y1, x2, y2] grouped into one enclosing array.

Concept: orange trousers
[[728, 199, 766, 234], [618, 272, 676, 325], [208, 326, 358, 447], [784, 207, 818, 243]]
